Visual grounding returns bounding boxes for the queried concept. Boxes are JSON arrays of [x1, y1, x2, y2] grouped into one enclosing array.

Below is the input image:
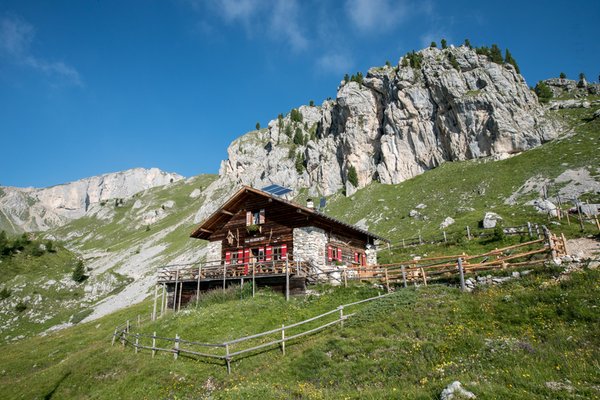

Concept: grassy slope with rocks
[[0, 266, 598, 399], [0, 175, 218, 343]]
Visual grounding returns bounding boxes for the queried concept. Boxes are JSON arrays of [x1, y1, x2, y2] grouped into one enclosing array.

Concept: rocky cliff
[[216, 45, 559, 200], [0, 168, 183, 232]]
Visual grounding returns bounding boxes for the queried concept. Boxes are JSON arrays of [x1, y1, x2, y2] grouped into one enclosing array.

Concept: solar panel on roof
[[261, 184, 292, 197]]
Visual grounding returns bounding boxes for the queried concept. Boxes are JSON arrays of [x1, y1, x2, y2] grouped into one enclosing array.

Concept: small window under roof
[[261, 184, 292, 197]]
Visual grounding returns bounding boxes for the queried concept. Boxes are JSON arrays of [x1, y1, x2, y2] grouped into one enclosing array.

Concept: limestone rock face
[[218, 46, 558, 197], [0, 168, 183, 232]]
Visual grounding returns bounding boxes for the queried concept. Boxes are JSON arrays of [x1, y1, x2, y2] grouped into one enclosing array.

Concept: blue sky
[[1, 0, 598, 188]]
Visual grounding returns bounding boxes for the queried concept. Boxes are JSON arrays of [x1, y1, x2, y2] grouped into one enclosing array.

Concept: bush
[[284, 124, 292, 138], [0, 287, 11, 300], [441, 39, 448, 49], [464, 38, 472, 49], [45, 240, 55, 253], [448, 53, 460, 71], [534, 81, 553, 103], [295, 152, 305, 174], [72, 260, 87, 283], [347, 164, 358, 187], [290, 108, 303, 123], [293, 128, 304, 145], [309, 100, 314, 107], [255, 122, 260, 130], [504, 48, 520, 74], [15, 301, 27, 313], [492, 223, 506, 242], [559, 72, 567, 79], [430, 41, 437, 48]]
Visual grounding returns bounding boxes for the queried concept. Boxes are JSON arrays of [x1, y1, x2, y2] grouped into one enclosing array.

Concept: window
[[246, 209, 265, 226], [230, 251, 239, 265]]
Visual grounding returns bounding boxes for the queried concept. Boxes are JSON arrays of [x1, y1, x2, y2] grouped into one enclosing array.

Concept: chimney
[[306, 198, 314, 209]]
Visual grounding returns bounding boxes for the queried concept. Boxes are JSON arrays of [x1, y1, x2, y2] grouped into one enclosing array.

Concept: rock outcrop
[[218, 45, 558, 197], [0, 168, 183, 232]]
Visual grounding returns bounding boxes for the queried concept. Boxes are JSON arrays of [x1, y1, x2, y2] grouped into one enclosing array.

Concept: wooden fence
[[112, 292, 392, 374]]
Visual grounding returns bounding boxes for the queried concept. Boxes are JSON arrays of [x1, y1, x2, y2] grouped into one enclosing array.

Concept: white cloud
[[345, 0, 409, 33], [0, 14, 82, 86], [270, 0, 308, 51], [316, 52, 353, 76], [190, 0, 308, 52]]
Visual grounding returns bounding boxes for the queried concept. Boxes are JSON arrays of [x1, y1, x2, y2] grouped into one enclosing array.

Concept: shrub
[[0, 287, 11, 300], [290, 108, 303, 123], [309, 100, 314, 107], [448, 53, 460, 71], [293, 128, 304, 145], [492, 222, 506, 242], [45, 240, 55, 253], [490, 44, 503, 64], [347, 164, 358, 187], [504, 49, 520, 74], [284, 124, 292, 138], [15, 301, 27, 313], [430, 41, 437, 48], [404, 51, 423, 69], [579, 72, 586, 81], [559, 72, 567, 79], [72, 260, 87, 283], [295, 152, 305, 174], [441, 39, 448, 49], [255, 122, 260, 130], [534, 81, 553, 103], [385, 60, 391, 67], [464, 38, 472, 49], [343, 73, 350, 83]]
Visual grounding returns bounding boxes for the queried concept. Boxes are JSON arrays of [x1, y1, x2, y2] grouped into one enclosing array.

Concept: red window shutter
[[327, 246, 332, 262], [225, 251, 231, 265], [259, 209, 265, 224], [243, 249, 250, 275], [354, 252, 358, 263], [265, 246, 272, 261], [337, 248, 342, 262], [361, 253, 366, 266], [246, 211, 252, 226], [281, 243, 287, 260], [237, 249, 243, 264]]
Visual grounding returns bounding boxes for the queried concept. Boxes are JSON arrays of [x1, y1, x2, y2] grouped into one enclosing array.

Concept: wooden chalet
[[157, 186, 388, 310]]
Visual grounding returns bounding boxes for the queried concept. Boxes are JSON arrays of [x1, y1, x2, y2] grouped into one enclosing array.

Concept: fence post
[[252, 261, 256, 298], [225, 343, 231, 375], [443, 231, 447, 243], [458, 258, 466, 292], [339, 306, 344, 329], [174, 334, 179, 360], [135, 334, 139, 354], [112, 328, 118, 346], [285, 258, 290, 301], [152, 332, 156, 358], [196, 265, 201, 308], [152, 284, 158, 321], [401, 265, 407, 288], [576, 200, 585, 231], [466, 226, 472, 241], [527, 222, 533, 237], [384, 268, 390, 293], [343, 269, 347, 288], [137, 314, 141, 327], [281, 324, 286, 355], [420, 268, 427, 286], [173, 269, 179, 311], [161, 283, 166, 317]]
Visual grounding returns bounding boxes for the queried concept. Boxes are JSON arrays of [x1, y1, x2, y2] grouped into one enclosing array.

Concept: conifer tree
[[559, 72, 567, 79], [430, 41, 437, 48], [464, 38, 472, 48], [490, 44, 503, 64], [347, 165, 358, 187], [441, 39, 448, 49], [504, 49, 520, 74]]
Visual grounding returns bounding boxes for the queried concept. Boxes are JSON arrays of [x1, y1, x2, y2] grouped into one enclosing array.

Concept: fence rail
[[113, 292, 392, 373]]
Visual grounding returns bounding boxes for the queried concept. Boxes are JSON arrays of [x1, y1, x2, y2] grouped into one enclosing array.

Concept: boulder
[[482, 212, 502, 229], [440, 217, 455, 229], [440, 381, 476, 400]]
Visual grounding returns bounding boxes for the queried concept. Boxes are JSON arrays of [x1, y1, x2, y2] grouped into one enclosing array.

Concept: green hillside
[[0, 266, 598, 399]]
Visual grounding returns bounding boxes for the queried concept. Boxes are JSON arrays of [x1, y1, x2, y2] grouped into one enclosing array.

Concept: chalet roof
[[190, 186, 390, 243]]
